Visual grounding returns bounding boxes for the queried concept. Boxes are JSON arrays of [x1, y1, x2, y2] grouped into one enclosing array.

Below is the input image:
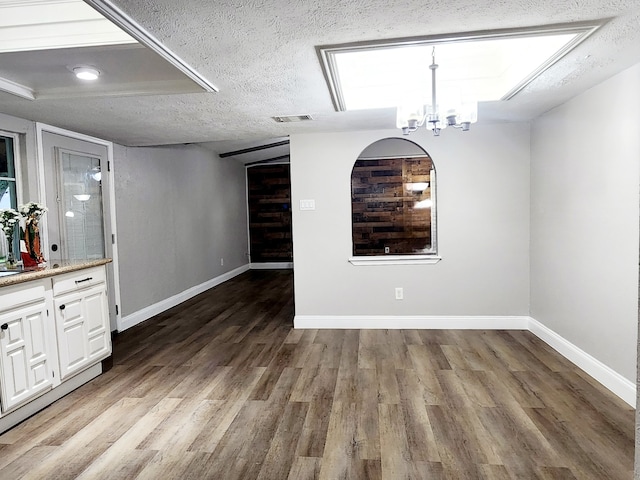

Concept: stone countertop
[[0, 259, 112, 288]]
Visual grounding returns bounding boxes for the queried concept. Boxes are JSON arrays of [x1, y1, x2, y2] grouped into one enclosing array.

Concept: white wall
[[530, 63, 640, 383], [114, 144, 248, 317], [290, 123, 531, 319]]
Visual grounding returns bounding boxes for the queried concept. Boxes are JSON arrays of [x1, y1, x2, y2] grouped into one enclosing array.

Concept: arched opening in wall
[[351, 138, 436, 257]]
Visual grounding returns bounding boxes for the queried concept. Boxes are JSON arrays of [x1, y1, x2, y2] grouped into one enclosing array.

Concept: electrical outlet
[[220, 258, 224, 266], [395, 287, 403, 300], [384, 246, 390, 254]]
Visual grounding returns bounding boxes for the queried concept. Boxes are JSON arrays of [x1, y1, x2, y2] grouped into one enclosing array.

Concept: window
[[0, 133, 20, 254], [350, 138, 440, 265], [0, 135, 17, 211]]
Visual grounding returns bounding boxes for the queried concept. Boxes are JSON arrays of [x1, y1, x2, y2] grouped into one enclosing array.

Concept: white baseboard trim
[[293, 315, 530, 330], [293, 314, 636, 407], [118, 264, 250, 332], [527, 317, 636, 407], [251, 262, 293, 269]]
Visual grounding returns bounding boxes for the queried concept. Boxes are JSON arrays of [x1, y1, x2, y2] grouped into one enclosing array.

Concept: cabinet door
[[55, 284, 110, 380], [84, 286, 110, 362], [0, 301, 54, 412]]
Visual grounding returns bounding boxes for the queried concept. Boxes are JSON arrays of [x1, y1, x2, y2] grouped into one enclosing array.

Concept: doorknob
[[1, 323, 8, 330], [59, 304, 65, 310], [51, 244, 58, 252]]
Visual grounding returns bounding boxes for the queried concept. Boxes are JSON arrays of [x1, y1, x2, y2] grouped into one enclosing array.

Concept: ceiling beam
[[220, 139, 290, 158]]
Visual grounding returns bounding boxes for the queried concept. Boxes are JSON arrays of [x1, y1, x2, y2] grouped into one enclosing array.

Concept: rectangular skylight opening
[[318, 22, 603, 112]]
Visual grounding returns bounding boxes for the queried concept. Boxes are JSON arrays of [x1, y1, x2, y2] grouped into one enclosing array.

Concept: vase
[[6, 235, 17, 269], [0, 233, 6, 265]]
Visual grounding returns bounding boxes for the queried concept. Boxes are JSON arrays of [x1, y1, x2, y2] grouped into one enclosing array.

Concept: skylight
[[318, 23, 602, 112]]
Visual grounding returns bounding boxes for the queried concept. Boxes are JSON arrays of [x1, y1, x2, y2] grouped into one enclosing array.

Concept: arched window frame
[[349, 138, 442, 266]]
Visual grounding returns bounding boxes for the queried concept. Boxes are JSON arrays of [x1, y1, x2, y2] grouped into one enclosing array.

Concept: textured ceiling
[[1, 0, 639, 155]]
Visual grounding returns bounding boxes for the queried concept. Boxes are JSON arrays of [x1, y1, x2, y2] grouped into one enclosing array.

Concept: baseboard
[[292, 314, 636, 407], [293, 315, 530, 330], [527, 317, 636, 407], [251, 262, 293, 269], [118, 263, 250, 332]]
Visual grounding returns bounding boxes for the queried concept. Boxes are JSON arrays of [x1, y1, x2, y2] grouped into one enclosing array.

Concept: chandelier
[[397, 47, 478, 136]]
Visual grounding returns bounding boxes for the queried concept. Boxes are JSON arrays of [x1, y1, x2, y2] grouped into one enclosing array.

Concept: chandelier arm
[[431, 61, 437, 115]]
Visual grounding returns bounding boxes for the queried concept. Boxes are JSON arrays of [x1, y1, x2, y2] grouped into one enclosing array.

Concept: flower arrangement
[[0, 202, 49, 268], [19, 201, 48, 224], [0, 208, 20, 238], [19, 201, 48, 267], [0, 208, 20, 267]]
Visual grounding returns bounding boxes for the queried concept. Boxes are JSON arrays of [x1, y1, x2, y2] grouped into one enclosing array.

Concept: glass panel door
[[56, 149, 105, 261]]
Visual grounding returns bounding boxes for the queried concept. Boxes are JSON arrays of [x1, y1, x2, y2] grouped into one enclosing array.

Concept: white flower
[[18, 201, 48, 220]]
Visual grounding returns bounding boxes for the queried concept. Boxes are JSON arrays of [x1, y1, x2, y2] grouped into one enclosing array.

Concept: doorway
[[39, 127, 120, 332], [247, 164, 293, 265]]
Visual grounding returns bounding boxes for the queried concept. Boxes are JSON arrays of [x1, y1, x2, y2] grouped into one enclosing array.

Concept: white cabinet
[[0, 264, 111, 423], [53, 267, 110, 381], [0, 281, 54, 412]]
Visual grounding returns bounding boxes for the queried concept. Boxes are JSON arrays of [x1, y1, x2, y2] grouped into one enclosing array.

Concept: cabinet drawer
[[52, 267, 106, 297], [0, 280, 48, 311]]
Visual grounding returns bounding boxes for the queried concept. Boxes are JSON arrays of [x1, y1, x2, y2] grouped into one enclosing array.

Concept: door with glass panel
[[42, 131, 116, 332], [52, 149, 105, 263]]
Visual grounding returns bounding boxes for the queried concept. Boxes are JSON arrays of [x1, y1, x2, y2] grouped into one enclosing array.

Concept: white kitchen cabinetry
[[53, 267, 110, 381], [0, 262, 111, 432], [0, 280, 55, 412]]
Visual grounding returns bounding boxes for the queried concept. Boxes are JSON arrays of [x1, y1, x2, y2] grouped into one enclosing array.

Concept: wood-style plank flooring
[[0, 270, 634, 479]]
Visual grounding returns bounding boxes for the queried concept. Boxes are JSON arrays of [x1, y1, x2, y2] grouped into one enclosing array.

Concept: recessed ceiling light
[[73, 66, 100, 81]]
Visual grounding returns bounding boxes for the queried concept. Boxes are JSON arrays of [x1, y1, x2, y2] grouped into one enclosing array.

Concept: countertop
[[0, 259, 112, 288]]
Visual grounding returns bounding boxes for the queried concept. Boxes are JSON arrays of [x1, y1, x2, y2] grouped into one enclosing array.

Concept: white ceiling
[[0, 0, 639, 159]]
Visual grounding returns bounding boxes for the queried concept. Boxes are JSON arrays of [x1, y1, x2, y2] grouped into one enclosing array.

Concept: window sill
[[348, 255, 442, 266]]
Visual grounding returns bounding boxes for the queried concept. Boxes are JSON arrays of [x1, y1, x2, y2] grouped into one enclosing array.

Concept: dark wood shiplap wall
[[247, 164, 292, 263], [352, 156, 433, 256]]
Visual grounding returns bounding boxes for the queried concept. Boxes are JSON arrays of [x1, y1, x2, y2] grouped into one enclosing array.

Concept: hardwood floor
[[0, 270, 634, 479]]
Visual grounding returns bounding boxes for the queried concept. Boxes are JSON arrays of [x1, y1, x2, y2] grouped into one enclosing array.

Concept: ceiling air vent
[[272, 114, 313, 123]]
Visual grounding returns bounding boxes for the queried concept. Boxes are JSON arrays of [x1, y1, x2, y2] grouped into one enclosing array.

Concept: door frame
[[35, 122, 122, 332]]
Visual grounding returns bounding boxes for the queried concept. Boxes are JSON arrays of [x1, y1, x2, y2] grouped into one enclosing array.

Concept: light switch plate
[[300, 199, 316, 210]]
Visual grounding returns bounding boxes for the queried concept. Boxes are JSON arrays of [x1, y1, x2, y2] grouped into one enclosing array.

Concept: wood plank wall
[[247, 164, 293, 263], [352, 157, 433, 256]]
